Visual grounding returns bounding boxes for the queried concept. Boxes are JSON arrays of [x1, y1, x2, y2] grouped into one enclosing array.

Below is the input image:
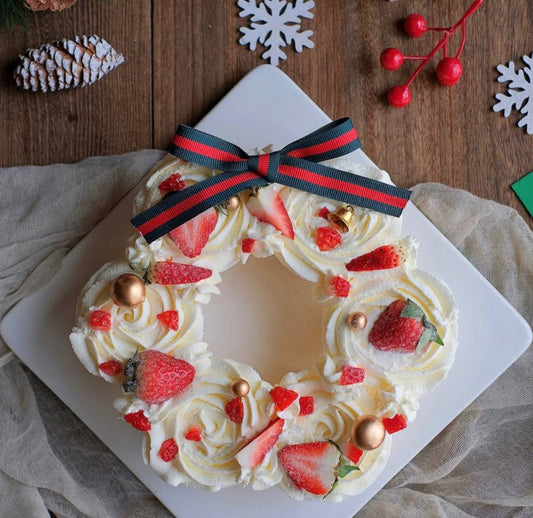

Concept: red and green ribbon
[[132, 118, 411, 243]]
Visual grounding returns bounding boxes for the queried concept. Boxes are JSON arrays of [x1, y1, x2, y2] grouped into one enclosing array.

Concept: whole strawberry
[[368, 299, 443, 353], [123, 350, 195, 404]]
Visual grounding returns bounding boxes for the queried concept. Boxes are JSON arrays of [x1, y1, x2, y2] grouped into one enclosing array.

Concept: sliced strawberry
[[158, 173, 185, 193], [184, 426, 202, 442], [327, 276, 351, 298], [270, 387, 298, 411], [247, 188, 294, 239], [124, 410, 151, 431], [316, 226, 342, 251], [342, 442, 363, 464], [130, 350, 195, 404], [383, 414, 407, 434], [317, 207, 330, 220], [89, 310, 111, 331], [158, 438, 179, 461], [169, 207, 218, 258], [98, 360, 122, 376], [368, 299, 443, 353], [241, 238, 257, 254], [148, 261, 212, 284], [157, 310, 179, 331], [346, 244, 406, 271], [279, 442, 339, 495], [298, 396, 314, 416], [225, 396, 244, 423], [340, 365, 365, 385], [236, 418, 284, 470]]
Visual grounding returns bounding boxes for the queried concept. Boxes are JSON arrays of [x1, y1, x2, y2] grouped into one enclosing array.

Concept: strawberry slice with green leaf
[[279, 442, 339, 495], [236, 418, 284, 470], [346, 244, 405, 271], [169, 207, 218, 258], [247, 188, 294, 239], [369, 299, 444, 353]]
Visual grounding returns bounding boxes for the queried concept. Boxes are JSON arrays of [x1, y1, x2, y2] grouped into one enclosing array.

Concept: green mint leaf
[[337, 465, 360, 478], [434, 333, 444, 346], [400, 299, 425, 319]]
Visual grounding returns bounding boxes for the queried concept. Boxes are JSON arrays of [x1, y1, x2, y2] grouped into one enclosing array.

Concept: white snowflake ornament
[[238, 0, 314, 66], [493, 53, 533, 135]]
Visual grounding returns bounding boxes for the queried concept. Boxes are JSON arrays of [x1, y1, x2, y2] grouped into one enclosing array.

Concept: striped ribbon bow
[[132, 118, 411, 243]]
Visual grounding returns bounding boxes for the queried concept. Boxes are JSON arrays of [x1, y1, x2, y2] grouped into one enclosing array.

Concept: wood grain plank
[[0, 0, 152, 167]]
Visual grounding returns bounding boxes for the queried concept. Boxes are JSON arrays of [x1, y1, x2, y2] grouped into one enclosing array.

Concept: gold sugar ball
[[351, 415, 386, 451], [348, 311, 367, 330], [111, 274, 146, 308], [231, 378, 250, 397], [222, 195, 241, 211]]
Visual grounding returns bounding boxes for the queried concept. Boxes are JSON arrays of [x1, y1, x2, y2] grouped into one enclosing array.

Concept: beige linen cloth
[[0, 151, 531, 518]]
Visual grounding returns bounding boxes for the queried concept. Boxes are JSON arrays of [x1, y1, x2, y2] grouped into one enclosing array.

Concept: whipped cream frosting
[[70, 262, 206, 379]]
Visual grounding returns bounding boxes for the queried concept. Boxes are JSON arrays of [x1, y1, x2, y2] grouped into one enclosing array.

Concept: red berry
[[225, 396, 244, 423], [383, 414, 408, 434], [340, 365, 365, 385], [89, 310, 112, 331], [436, 57, 463, 86], [270, 387, 299, 411], [124, 410, 151, 431], [98, 360, 123, 376], [404, 13, 427, 38], [156, 310, 179, 331], [387, 85, 412, 108], [158, 173, 185, 193], [317, 207, 330, 220], [158, 438, 179, 461], [327, 276, 351, 298], [241, 238, 257, 254], [298, 396, 315, 416], [316, 226, 342, 251], [185, 426, 202, 442], [381, 48, 404, 71]]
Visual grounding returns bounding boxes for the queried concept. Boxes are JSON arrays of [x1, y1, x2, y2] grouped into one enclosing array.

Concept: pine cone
[[26, 0, 77, 11], [14, 35, 124, 93]]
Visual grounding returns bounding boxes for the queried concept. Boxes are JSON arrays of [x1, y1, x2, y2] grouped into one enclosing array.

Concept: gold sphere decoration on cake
[[348, 311, 367, 330], [327, 205, 355, 233], [231, 378, 250, 397], [351, 415, 386, 451], [111, 274, 146, 308], [221, 195, 241, 211]]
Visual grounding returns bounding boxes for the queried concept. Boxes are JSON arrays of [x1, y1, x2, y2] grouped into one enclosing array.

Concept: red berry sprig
[[381, 0, 483, 108]]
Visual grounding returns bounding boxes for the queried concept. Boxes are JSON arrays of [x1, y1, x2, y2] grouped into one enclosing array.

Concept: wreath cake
[[70, 124, 458, 502]]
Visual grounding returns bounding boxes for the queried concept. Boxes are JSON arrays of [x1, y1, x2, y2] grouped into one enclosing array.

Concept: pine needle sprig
[[0, 0, 31, 32]]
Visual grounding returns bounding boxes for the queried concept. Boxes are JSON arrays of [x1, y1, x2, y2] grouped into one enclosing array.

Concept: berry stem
[[427, 26, 452, 32], [456, 21, 466, 57], [443, 42, 448, 58], [404, 55, 426, 61], [405, 0, 483, 87]]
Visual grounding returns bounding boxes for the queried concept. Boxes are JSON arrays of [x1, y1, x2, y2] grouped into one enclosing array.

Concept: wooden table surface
[[0, 0, 531, 226]]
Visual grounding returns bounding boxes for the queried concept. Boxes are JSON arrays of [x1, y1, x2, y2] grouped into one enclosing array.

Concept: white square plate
[[1, 65, 531, 518]]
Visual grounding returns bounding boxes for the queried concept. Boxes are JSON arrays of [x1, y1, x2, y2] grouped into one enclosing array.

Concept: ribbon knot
[[132, 118, 412, 244]]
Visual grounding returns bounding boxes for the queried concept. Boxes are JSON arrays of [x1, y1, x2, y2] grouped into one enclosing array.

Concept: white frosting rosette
[[118, 358, 274, 491], [70, 262, 207, 380], [277, 159, 402, 282]]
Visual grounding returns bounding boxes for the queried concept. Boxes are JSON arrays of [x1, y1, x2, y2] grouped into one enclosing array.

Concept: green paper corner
[[511, 171, 533, 218]]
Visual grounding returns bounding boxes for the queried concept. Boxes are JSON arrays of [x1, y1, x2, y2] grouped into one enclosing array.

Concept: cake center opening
[[203, 255, 324, 385]]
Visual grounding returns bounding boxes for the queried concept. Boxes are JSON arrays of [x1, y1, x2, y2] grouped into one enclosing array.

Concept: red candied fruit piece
[[124, 410, 151, 431], [346, 443, 363, 464], [184, 426, 202, 442], [328, 276, 351, 298], [89, 310, 112, 331], [316, 227, 342, 252], [225, 397, 244, 423], [383, 414, 407, 434], [241, 238, 257, 254], [98, 360, 123, 376], [317, 207, 330, 220], [298, 396, 315, 416], [156, 310, 179, 331], [340, 365, 365, 385], [158, 173, 186, 193], [158, 438, 179, 461], [270, 387, 299, 411]]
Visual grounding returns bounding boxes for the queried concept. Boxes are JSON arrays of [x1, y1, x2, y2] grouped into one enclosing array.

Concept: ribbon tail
[[131, 171, 267, 243]]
